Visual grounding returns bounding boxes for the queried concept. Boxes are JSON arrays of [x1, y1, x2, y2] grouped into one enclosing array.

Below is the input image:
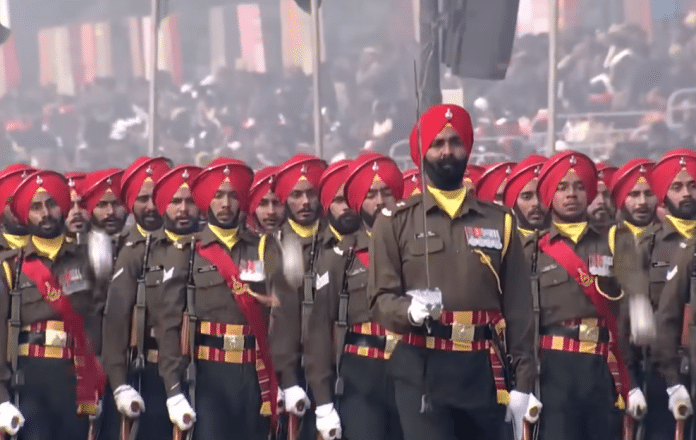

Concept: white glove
[[627, 387, 647, 420], [505, 390, 530, 440], [525, 393, 542, 424], [0, 401, 24, 435], [114, 384, 146, 418], [315, 403, 342, 440], [277, 387, 285, 411], [283, 385, 311, 417], [408, 300, 431, 326], [166, 394, 196, 431], [667, 384, 693, 420]]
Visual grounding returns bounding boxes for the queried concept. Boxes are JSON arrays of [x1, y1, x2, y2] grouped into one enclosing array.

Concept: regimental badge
[[223, 166, 230, 176], [445, 108, 453, 120], [36, 176, 43, 185], [301, 165, 308, 174], [45, 281, 61, 301], [680, 157, 687, 167], [68, 178, 75, 188], [182, 169, 189, 179], [534, 166, 541, 176], [639, 165, 646, 174], [372, 161, 379, 172], [577, 268, 593, 287], [464, 226, 502, 250], [146, 166, 153, 175], [588, 253, 613, 277], [569, 155, 577, 166], [106, 177, 113, 186]]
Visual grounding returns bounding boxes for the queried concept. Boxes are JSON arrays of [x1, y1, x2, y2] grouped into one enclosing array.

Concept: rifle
[[333, 247, 356, 399], [688, 248, 696, 440], [7, 250, 23, 440], [123, 233, 153, 440], [301, 232, 319, 348], [528, 231, 541, 440], [175, 238, 197, 440]]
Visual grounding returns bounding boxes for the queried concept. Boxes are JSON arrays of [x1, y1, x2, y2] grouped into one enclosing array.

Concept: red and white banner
[[237, 4, 266, 73]]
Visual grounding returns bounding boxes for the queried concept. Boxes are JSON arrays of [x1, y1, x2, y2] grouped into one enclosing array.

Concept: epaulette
[[476, 198, 513, 215], [333, 245, 344, 256], [0, 248, 20, 263], [393, 193, 422, 213]]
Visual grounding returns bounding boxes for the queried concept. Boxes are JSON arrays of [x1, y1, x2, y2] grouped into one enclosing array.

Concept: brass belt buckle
[[451, 323, 476, 343], [384, 333, 399, 353], [45, 329, 68, 347], [578, 324, 599, 342], [223, 334, 244, 351]]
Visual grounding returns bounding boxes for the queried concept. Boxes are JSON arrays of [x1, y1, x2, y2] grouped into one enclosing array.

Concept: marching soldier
[[319, 159, 358, 243], [158, 158, 276, 439], [248, 166, 284, 234], [532, 151, 637, 440], [368, 104, 539, 440], [587, 163, 618, 234], [0, 170, 106, 439], [0, 164, 35, 251], [269, 154, 326, 439], [476, 162, 516, 204], [101, 157, 172, 440], [501, 155, 549, 245], [82, 169, 128, 240], [65, 172, 89, 241], [306, 152, 404, 440]]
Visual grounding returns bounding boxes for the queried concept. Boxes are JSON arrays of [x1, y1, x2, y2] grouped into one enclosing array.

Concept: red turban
[[120, 157, 171, 212], [65, 172, 86, 198], [153, 165, 202, 215], [596, 163, 618, 187], [248, 166, 278, 219], [609, 158, 654, 209], [0, 164, 36, 210], [81, 169, 124, 214], [651, 149, 696, 202], [402, 169, 421, 198], [345, 153, 403, 213], [409, 104, 474, 168], [319, 160, 351, 215], [503, 155, 547, 208], [192, 158, 254, 212], [463, 164, 485, 187], [537, 151, 597, 208], [274, 154, 325, 204], [476, 162, 516, 203], [11, 170, 71, 224]]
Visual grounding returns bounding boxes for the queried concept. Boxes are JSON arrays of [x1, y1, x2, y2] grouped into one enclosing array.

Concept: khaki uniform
[[368, 192, 534, 440], [0, 239, 99, 439]]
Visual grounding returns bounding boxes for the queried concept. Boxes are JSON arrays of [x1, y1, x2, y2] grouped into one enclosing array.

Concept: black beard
[[328, 210, 361, 235], [423, 156, 468, 191], [164, 214, 199, 235], [2, 214, 28, 236], [29, 216, 64, 239], [552, 208, 586, 224], [621, 206, 655, 227], [286, 204, 319, 226], [134, 210, 163, 232], [513, 205, 549, 231], [207, 207, 240, 230], [665, 197, 696, 220]]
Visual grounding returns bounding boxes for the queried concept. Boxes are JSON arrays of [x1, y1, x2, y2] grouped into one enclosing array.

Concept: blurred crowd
[[3, 12, 696, 172]]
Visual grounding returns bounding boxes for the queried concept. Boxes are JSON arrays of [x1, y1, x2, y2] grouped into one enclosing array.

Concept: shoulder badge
[[333, 246, 344, 256], [381, 207, 392, 217]]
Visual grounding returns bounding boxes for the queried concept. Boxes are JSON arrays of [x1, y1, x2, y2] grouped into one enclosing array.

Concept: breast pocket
[[539, 266, 570, 316], [144, 267, 163, 288], [408, 236, 445, 256], [19, 283, 42, 305], [192, 269, 226, 289]]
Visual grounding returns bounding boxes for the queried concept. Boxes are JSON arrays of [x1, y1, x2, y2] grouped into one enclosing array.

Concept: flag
[[441, 0, 520, 80]]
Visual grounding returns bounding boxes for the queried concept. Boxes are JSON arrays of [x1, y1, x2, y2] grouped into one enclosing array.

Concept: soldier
[[270, 154, 326, 439], [587, 163, 617, 234], [158, 158, 276, 439], [65, 172, 89, 241], [0, 165, 36, 251], [0, 170, 106, 439], [476, 162, 516, 204], [82, 169, 128, 240], [101, 157, 172, 440], [306, 152, 404, 440], [502, 155, 549, 243], [532, 151, 636, 440], [319, 159, 358, 243], [248, 166, 284, 234], [368, 104, 539, 440]]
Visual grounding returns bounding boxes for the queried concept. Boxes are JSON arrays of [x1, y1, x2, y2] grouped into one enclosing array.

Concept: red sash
[[196, 242, 278, 427], [22, 257, 105, 414], [354, 249, 369, 268], [538, 234, 628, 402]]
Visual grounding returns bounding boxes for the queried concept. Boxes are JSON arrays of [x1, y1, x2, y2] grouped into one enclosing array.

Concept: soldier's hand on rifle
[[667, 384, 693, 420], [315, 403, 342, 440], [0, 401, 24, 435], [166, 393, 196, 431], [114, 385, 145, 418], [283, 385, 311, 417], [505, 391, 542, 440], [276, 387, 285, 412], [627, 387, 647, 420]]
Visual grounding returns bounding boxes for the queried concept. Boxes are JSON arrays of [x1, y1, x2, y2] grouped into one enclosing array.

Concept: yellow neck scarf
[[428, 186, 467, 219], [554, 221, 588, 244], [623, 220, 647, 238], [32, 235, 65, 261], [329, 225, 343, 242], [208, 224, 239, 251], [136, 224, 149, 238], [288, 218, 318, 238], [666, 215, 696, 240], [517, 228, 535, 239], [3, 233, 29, 250], [165, 229, 194, 245]]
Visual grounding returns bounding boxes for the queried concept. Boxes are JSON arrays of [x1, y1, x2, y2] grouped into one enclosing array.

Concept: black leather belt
[[195, 334, 256, 350], [540, 324, 610, 343], [345, 332, 388, 350], [19, 330, 72, 347], [419, 322, 494, 341]]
